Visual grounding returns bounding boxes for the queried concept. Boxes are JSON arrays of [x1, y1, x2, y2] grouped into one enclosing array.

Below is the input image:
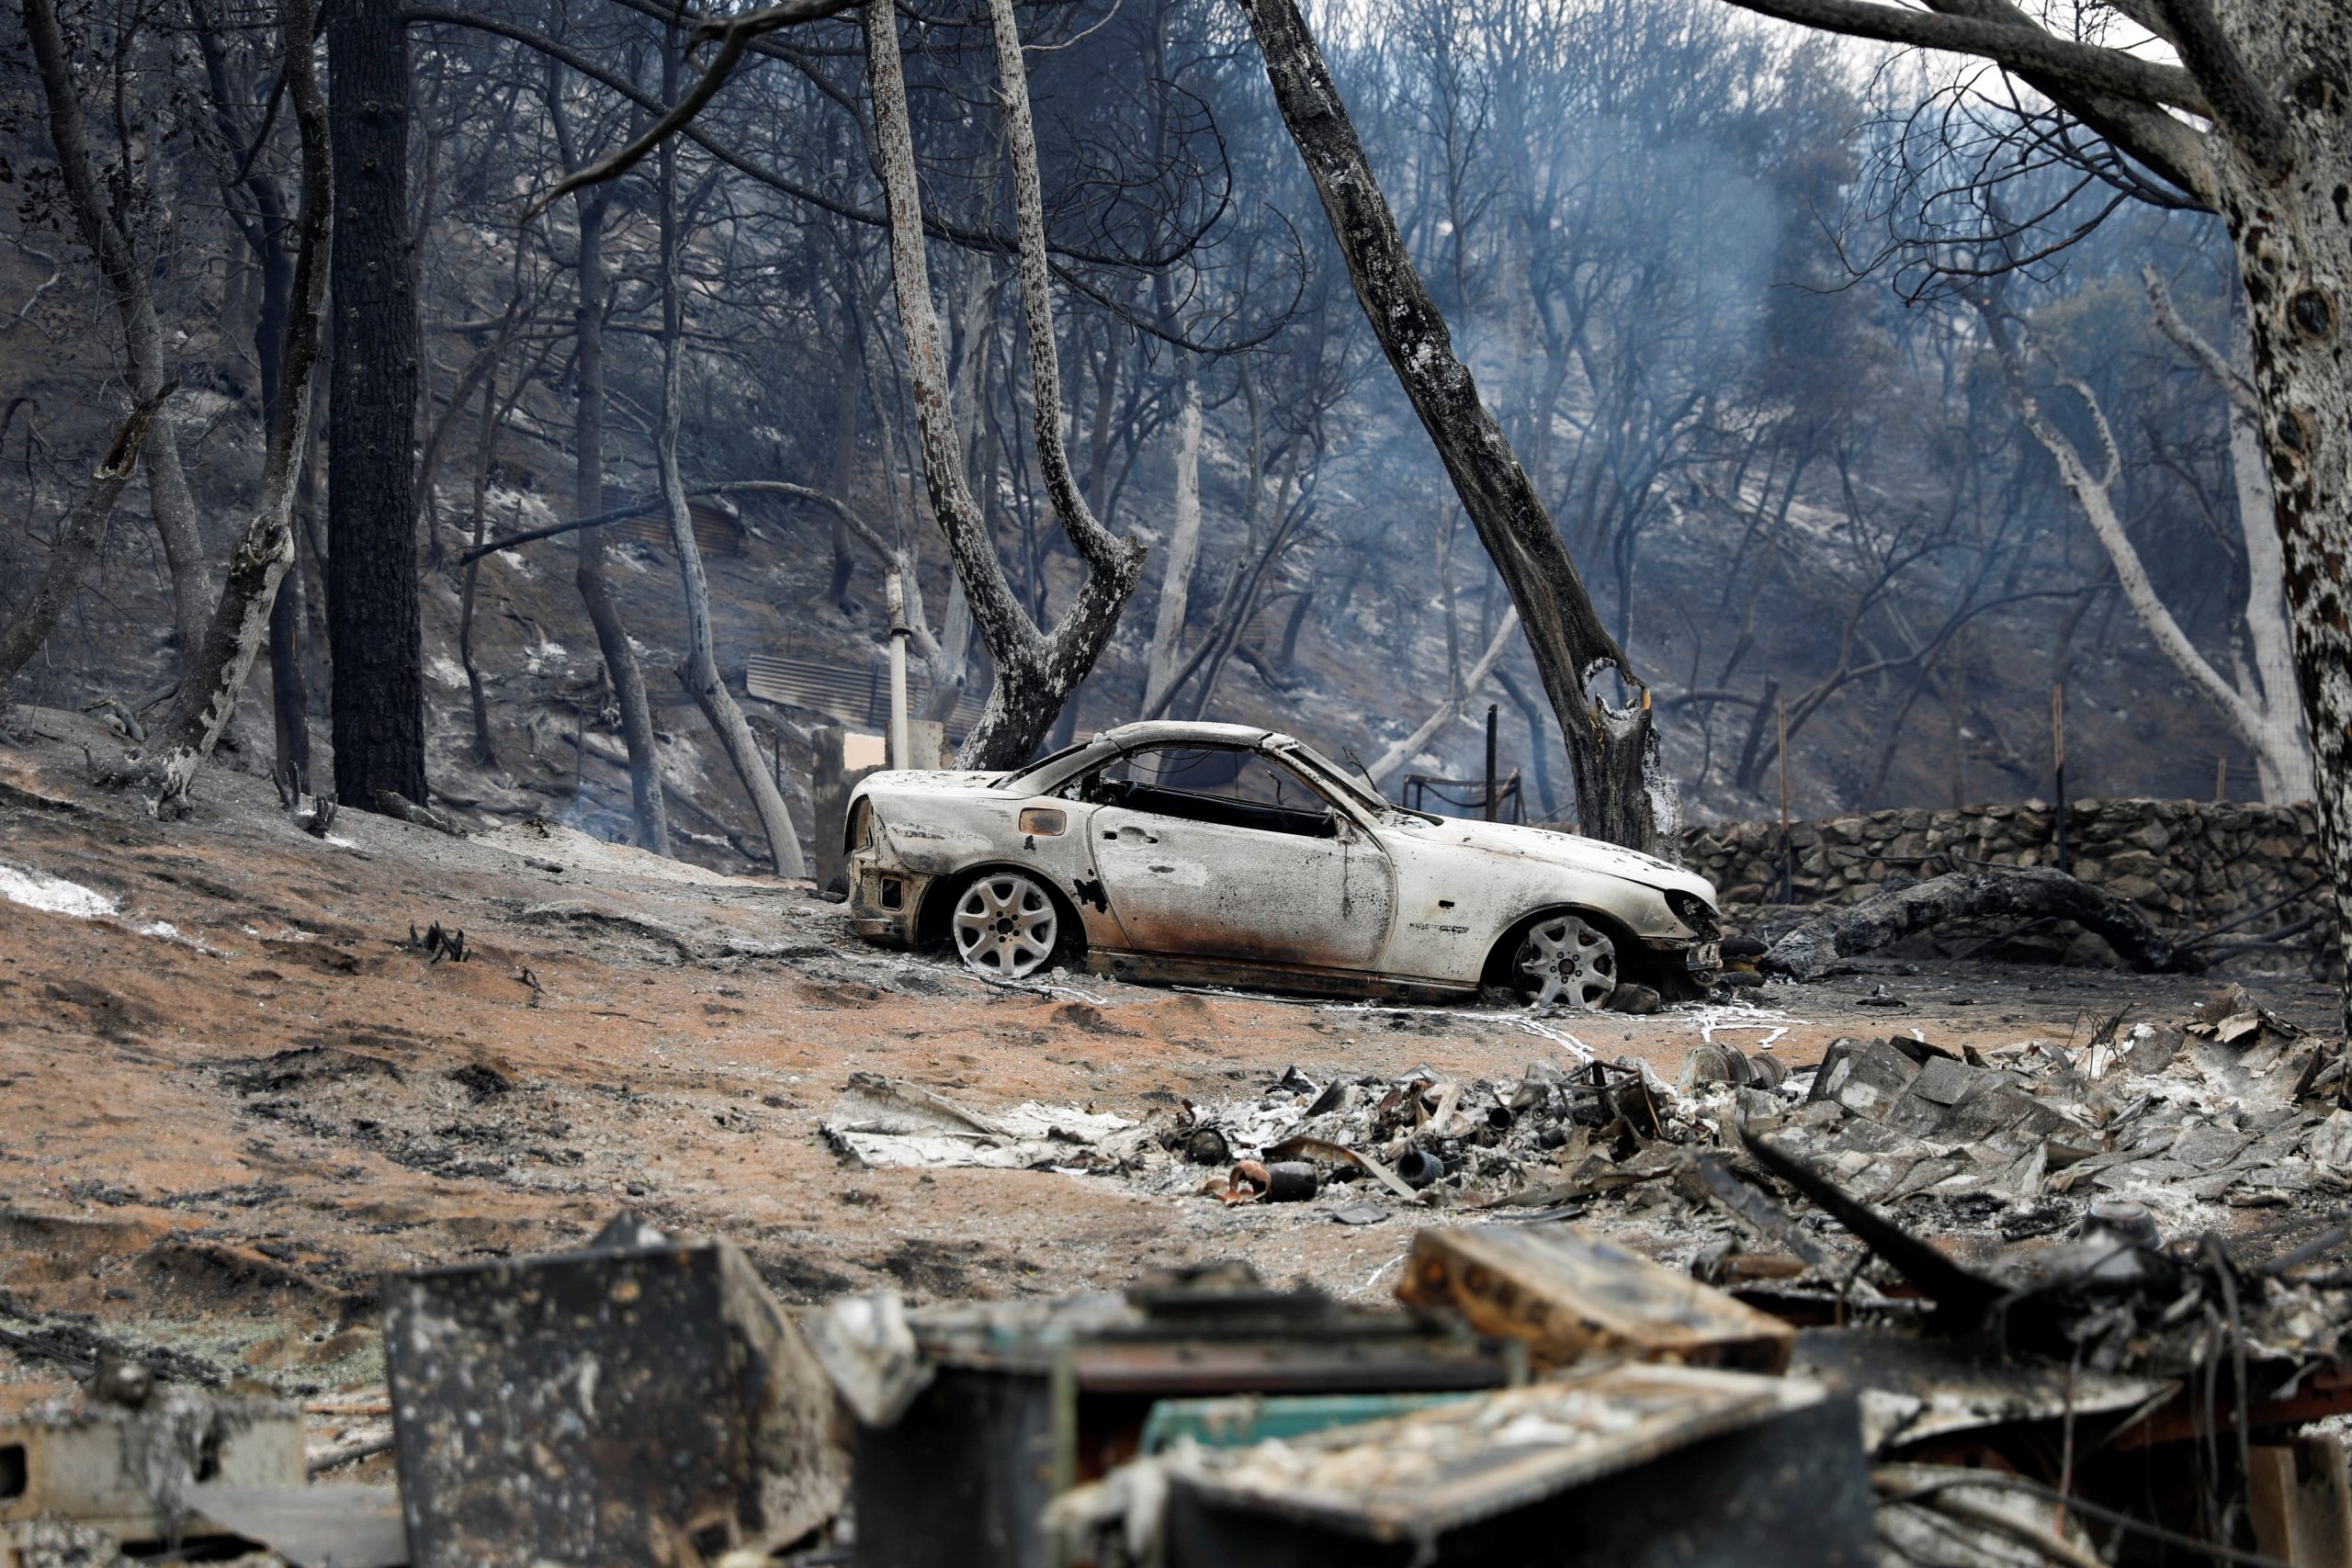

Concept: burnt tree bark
[[328, 0, 426, 807], [1761, 866, 2188, 981], [195, 10, 315, 789], [1234, 0, 1672, 852], [544, 60, 673, 858], [193, 12, 311, 794], [569, 186, 671, 855]]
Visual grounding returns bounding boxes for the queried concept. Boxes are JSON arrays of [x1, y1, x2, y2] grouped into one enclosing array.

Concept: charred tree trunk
[[1233, 0, 1672, 852], [1493, 663, 1558, 819], [567, 189, 671, 856], [825, 279, 865, 611], [254, 220, 311, 795], [327, 0, 426, 807], [458, 367, 501, 767], [1141, 352, 1204, 719], [1761, 866, 2188, 981], [196, 12, 311, 796], [2202, 18, 2352, 1038]]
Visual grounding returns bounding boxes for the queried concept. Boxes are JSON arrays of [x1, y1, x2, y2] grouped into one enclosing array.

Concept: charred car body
[[844, 721, 1721, 1007]]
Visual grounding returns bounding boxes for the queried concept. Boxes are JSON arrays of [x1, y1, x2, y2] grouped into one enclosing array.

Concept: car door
[[1084, 744, 1395, 971]]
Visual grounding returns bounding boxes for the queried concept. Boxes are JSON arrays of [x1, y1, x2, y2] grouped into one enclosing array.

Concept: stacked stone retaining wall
[[1677, 799, 2338, 976]]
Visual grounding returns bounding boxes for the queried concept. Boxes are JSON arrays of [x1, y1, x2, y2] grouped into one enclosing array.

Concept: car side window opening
[[1079, 746, 1338, 839]]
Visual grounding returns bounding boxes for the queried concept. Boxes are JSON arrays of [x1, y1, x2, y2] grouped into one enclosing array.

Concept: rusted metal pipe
[[1222, 1160, 1272, 1204]]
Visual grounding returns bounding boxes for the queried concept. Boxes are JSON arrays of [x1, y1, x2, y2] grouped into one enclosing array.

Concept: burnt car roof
[[1089, 720, 1283, 750]]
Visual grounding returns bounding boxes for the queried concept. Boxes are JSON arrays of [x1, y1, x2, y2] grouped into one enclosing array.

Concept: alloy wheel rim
[[952, 874, 1058, 980], [1515, 914, 1617, 1010]]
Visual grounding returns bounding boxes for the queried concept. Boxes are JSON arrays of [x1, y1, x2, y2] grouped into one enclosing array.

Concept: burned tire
[[950, 869, 1063, 981], [1510, 912, 1619, 1010]]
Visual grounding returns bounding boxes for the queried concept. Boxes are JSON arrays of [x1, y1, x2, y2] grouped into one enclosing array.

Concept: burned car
[[844, 720, 1721, 1007]]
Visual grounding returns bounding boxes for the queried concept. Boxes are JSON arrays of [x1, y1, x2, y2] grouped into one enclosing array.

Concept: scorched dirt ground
[[1, 706, 2340, 1466]]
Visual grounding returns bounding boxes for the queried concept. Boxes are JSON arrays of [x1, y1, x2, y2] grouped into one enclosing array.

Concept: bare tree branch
[[0, 387, 175, 698], [1716, 0, 2210, 113], [2150, 0, 2289, 166], [525, 0, 863, 218], [2143, 265, 2258, 416]]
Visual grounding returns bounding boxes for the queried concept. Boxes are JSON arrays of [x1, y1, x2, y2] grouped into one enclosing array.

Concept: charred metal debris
[[14, 988, 2352, 1566]]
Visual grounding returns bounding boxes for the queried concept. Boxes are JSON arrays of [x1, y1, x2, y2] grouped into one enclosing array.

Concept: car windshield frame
[[1273, 737, 1438, 823], [989, 738, 1102, 791]]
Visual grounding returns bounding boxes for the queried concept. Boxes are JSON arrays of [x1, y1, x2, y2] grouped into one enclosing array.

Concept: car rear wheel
[[1513, 913, 1618, 1010], [951, 871, 1061, 981]]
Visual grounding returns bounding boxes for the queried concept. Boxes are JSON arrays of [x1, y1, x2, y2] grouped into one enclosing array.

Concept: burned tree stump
[[1761, 866, 2190, 979]]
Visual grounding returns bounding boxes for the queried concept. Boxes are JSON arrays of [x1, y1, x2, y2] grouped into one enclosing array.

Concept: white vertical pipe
[[886, 568, 910, 769]]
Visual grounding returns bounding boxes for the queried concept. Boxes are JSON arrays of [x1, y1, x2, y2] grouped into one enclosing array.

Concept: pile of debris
[[13, 1169, 2352, 1566], [822, 984, 2352, 1257], [819, 1040, 1739, 1216], [13, 984, 2352, 1567]]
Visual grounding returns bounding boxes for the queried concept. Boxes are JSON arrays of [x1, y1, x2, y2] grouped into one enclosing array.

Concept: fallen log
[[374, 788, 469, 838], [1760, 866, 2192, 979]]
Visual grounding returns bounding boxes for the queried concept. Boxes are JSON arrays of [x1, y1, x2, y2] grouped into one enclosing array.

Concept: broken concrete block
[[1396, 1224, 1795, 1373], [2123, 1021, 2185, 1075], [0, 1388, 300, 1549], [1806, 1039, 1920, 1121], [2311, 1111, 2352, 1170], [384, 1225, 845, 1568], [186, 1482, 409, 1568]]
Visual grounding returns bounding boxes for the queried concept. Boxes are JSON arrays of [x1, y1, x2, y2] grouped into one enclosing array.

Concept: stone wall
[[1678, 798, 2338, 974]]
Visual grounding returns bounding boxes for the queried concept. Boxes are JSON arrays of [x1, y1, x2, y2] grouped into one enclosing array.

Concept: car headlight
[[1665, 889, 1721, 940]]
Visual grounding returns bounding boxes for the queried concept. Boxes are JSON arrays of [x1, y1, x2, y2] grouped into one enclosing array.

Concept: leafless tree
[[1973, 275, 2309, 800]]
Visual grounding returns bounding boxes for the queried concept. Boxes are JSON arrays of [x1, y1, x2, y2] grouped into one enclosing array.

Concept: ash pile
[[1085, 985, 2352, 1253], [1128, 1054, 1717, 1213]]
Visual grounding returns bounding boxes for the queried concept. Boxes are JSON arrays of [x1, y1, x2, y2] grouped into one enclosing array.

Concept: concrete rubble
[[9, 985, 2352, 1567]]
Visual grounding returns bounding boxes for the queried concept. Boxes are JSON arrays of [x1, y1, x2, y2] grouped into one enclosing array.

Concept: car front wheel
[[951, 871, 1061, 981], [1513, 913, 1618, 1010]]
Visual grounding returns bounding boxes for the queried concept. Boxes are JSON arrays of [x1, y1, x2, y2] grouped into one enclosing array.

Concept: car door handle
[[1111, 825, 1159, 844]]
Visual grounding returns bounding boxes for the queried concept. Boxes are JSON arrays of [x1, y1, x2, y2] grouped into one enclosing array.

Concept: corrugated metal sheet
[[743, 652, 987, 737], [613, 497, 745, 558]]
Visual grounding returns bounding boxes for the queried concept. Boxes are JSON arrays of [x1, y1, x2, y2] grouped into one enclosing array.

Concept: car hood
[[1388, 815, 1718, 902]]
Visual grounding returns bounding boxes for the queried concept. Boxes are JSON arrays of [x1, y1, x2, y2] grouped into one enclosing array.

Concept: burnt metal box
[[1396, 1224, 1797, 1373], [384, 1233, 842, 1568], [854, 1282, 1515, 1568], [1161, 1366, 1875, 1568]]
